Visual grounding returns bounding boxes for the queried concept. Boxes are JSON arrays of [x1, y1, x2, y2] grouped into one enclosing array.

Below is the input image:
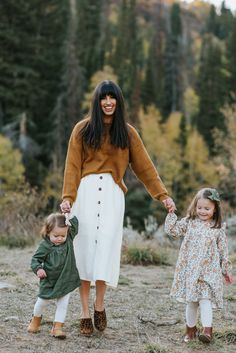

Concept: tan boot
[[27, 316, 42, 333], [183, 325, 198, 343], [199, 327, 213, 343], [51, 322, 66, 339]]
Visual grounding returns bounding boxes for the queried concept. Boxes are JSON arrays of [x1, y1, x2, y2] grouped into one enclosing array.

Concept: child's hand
[[223, 273, 233, 284], [162, 197, 176, 213], [37, 269, 47, 279]]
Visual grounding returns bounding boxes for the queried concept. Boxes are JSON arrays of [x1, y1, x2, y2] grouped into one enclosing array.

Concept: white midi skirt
[[71, 173, 125, 287]]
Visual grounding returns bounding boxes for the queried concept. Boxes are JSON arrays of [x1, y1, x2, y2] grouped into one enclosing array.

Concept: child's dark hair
[[187, 188, 222, 228], [40, 213, 67, 239]]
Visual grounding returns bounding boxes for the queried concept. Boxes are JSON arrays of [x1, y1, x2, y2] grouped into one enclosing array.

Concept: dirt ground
[[0, 245, 235, 353]]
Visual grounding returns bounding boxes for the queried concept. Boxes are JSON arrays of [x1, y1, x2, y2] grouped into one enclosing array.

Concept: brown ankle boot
[[199, 327, 213, 343], [183, 325, 198, 342], [27, 316, 42, 333], [51, 322, 66, 339]]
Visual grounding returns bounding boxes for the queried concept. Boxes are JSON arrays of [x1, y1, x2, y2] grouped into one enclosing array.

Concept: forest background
[[1, 0, 236, 246]]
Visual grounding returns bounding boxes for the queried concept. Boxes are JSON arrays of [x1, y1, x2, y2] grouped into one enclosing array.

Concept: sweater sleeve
[[62, 122, 84, 204], [129, 126, 169, 201], [164, 213, 188, 238], [31, 241, 51, 275], [217, 223, 232, 275]]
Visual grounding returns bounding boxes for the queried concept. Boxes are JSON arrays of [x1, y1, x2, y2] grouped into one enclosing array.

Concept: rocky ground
[[0, 245, 235, 353]]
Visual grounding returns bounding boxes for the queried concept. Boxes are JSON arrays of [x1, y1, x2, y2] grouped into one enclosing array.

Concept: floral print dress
[[164, 213, 232, 309]]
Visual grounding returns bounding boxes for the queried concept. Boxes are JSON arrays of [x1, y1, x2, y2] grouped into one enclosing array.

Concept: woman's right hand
[[60, 200, 71, 214]]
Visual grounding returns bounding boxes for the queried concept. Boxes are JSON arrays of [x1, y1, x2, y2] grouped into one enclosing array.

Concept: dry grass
[[0, 242, 235, 353]]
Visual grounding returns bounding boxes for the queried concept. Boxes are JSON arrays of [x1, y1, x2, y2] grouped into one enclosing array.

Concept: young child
[[164, 188, 233, 343], [28, 213, 80, 339]]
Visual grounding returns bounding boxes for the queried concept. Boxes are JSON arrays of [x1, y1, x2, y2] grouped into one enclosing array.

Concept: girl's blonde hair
[[40, 213, 67, 239], [187, 188, 222, 228]]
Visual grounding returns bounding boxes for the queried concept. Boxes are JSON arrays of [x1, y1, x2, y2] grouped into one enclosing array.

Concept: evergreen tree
[[205, 5, 219, 35], [0, 0, 69, 184], [162, 2, 183, 118], [113, 0, 141, 112], [205, 2, 234, 39], [218, 1, 234, 39], [226, 18, 236, 98], [142, 1, 165, 113], [77, 0, 104, 81], [52, 0, 84, 168], [196, 35, 227, 152]]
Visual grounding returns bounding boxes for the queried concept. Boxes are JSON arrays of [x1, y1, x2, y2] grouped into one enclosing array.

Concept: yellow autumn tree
[[139, 106, 182, 191], [0, 134, 25, 191], [213, 103, 236, 207], [183, 87, 199, 123], [185, 129, 219, 189], [139, 106, 220, 211]]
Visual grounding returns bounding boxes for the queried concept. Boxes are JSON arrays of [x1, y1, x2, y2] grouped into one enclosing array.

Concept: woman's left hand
[[162, 197, 176, 213]]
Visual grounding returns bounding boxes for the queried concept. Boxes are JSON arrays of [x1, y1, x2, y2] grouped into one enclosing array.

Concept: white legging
[[186, 299, 213, 327], [33, 293, 71, 323]]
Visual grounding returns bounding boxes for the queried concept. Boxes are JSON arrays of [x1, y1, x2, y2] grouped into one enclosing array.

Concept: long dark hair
[[81, 80, 130, 149], [187, 188, 222, 228]]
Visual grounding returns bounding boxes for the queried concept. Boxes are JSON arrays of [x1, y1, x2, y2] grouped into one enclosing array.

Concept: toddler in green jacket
[[28, 213, 80, 339]]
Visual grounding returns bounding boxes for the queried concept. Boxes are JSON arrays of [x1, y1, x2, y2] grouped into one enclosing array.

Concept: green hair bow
[[208, 189, 220, 202]]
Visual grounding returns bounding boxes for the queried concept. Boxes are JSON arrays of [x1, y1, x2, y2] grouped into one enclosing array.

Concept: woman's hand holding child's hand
[[162, 197, 176, 213], [60, 200, 71, 214], [37, 269, 47, 279], [223, 273, 233, 284]]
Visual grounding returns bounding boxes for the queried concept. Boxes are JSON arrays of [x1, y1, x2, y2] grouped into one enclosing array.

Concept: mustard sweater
[[62, 118, 169, 204]]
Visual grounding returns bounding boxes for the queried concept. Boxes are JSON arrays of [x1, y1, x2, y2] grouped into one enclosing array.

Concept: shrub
[[122, 244, 170, 266], [0, 185, 47, 248]]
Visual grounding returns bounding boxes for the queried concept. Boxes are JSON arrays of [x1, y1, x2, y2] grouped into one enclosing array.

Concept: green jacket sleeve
[[68, 216, 79, 240], [31, 241, 51, 275]]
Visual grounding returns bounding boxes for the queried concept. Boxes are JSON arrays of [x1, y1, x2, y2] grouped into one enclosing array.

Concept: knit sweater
[[62, 118, 169, 204]]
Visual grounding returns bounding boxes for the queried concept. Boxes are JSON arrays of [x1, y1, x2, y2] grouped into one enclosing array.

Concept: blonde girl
[[165, 188, 233, 343], [28, 213, 80, 339]]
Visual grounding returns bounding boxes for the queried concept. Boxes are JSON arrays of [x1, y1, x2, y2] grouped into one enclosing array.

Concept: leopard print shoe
[[79, 318, 94, 336], [94, 308, 107, 332]]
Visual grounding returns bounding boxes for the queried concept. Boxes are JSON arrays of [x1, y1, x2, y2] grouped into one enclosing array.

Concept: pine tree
[[226, 18, 236, 98], [0, 0, 69, 184], [113, 0, 141, 111], [196, 35, 227, 152], [162, 2, 183, 118], [52, 0, 84, 168], [205, 5, 219, 35], [142, 0, 165, 113], [218, 1, 234, 39], [77, 0, 104, 81]]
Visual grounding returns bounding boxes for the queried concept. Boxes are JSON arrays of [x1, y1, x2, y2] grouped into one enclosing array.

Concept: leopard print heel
[[79, 318, 94, 336], [94, 308, 107, 332]]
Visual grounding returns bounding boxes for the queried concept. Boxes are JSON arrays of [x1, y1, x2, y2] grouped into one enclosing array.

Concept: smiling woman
[[60, 80, 176, 336]]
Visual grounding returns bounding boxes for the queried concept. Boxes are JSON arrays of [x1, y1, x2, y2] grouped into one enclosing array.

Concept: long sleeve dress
[[31, 217, 80, 299], [164, 213, 232, 308]]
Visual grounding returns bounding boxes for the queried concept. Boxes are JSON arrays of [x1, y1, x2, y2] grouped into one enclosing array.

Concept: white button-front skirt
[[71, 173, 125, 287]]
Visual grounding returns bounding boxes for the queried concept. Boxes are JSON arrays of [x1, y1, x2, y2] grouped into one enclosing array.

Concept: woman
[[60, 80, 176, 336]]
